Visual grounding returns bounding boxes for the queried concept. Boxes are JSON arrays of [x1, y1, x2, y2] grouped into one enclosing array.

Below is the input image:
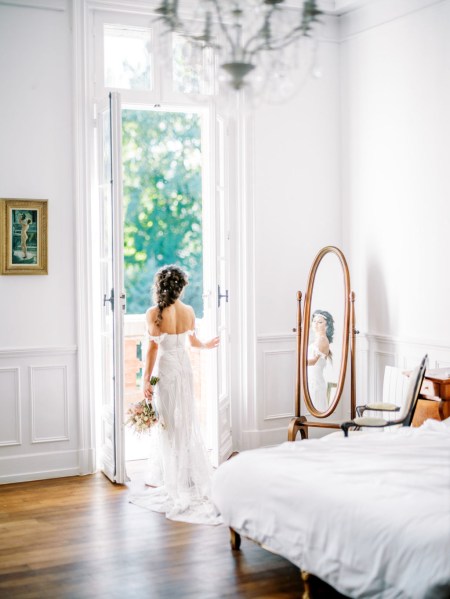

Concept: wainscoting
[[360, 333, 450, 405], [241, 331, 450, 450], [0, 346, 79, 484], [2, 334, 448, 482], [240, 333, 297, 449]]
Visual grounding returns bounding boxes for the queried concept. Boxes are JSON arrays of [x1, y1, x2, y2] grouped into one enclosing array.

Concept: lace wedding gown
[[130, 331, 222, 525]]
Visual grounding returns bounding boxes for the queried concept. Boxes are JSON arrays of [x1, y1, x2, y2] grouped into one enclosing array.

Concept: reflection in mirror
[[289, 246, 355, 441], [306, 251, 346, 414], [307, 310, 335, 412]]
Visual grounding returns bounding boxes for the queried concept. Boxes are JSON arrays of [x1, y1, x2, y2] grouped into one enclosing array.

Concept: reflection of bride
[[307, 310, 334, 412]]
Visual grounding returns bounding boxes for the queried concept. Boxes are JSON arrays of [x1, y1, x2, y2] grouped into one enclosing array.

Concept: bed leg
[[301, 570, 311, 599], [229, 527, 241, 551]]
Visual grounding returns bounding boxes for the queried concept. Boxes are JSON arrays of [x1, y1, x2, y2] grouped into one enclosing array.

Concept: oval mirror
[[300, 247, 351, 418]]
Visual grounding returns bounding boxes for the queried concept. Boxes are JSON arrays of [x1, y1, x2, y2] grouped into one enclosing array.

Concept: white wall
[[342, 0, 450, 343], [0, 1, 79, 482], [240, 20, 343, 448], [0, 2, 76, 346], [341, 0, 450, 399], [253, 39, 342, 336]]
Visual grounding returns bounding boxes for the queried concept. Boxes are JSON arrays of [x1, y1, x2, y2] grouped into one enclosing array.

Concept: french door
[[210, 111, 233, 466], [95, 95, 232, 480], [97, 92, 126, 484]]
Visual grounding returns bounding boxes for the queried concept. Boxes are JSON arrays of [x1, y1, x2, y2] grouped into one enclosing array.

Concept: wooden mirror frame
[[288, 246, 356, 440], [302, 246, 351, 418]]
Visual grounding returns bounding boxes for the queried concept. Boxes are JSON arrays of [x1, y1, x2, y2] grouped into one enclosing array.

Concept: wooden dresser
[[412, 368, 450, 427]]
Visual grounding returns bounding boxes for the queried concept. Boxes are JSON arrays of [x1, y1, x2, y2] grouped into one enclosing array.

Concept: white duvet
[[212, 420, 450, 599]]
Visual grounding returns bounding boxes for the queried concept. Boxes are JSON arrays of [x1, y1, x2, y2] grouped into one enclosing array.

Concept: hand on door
[[203, 336, 220, 349]]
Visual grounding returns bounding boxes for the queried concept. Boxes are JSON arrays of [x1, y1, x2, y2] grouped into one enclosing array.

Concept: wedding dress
[[130, 331, 222, 525], [307, 343, 328, 412]]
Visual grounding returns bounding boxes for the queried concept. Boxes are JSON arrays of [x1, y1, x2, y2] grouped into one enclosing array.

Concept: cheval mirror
[[288, 246, 357, 441]]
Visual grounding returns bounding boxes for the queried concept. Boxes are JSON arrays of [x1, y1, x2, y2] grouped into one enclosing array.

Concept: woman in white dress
[[131, 265, 221, 525], [307, 310, 334, 412]]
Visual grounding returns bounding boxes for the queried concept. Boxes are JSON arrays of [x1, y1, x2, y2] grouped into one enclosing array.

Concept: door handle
[[218, 285, 229, 308], [103, 288, 114, 310]]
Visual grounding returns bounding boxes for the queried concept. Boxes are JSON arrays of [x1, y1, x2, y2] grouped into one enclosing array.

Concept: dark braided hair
[[152, 264, 188, 326]]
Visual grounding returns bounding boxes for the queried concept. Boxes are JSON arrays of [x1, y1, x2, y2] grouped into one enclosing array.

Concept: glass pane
[[104, 24, 153, 91], [121, 109, 204, 317], [172, 33, 214, 96]]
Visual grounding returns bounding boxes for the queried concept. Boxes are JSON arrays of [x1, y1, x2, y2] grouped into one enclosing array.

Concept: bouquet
[[125, 376, 160, 434]]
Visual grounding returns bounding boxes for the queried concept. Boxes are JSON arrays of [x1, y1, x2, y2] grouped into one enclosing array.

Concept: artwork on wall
[[0, 199, 48, 275]]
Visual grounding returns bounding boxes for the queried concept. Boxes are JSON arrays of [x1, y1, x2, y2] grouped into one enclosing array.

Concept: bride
[[130, 264, 221, 525], [307, 310, 334, 412]]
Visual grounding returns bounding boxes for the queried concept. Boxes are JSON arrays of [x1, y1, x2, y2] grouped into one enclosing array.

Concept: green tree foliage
[[122, 109, 203, 316]]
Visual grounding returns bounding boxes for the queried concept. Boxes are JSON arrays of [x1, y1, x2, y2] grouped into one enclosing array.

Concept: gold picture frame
[[0, 199, 48, 275]]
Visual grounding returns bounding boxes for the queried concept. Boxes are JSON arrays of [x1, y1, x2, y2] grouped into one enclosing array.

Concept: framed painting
[[0, 199, 48, 275]]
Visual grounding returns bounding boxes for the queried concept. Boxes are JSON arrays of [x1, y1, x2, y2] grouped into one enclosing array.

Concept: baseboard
[[240, 425, 291, 450], [0, 467, 82, 485], [0, 449, 82, 485]]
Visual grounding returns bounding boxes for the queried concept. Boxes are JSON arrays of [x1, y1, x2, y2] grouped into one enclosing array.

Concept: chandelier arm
[[209, 0, 237, 56], [247, 28, 306, 59], [246, 20, 319, 57], [242, 4, 278, 58]]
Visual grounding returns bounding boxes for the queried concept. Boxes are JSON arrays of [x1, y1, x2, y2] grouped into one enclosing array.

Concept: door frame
[[72, 0, 255, 474]]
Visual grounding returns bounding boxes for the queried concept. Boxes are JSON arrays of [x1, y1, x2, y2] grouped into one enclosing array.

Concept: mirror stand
[[288, 246, 357, 441]]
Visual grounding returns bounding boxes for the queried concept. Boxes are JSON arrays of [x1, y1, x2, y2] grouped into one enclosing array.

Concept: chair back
[[382, 366, 410, 420], [400, 355, 428, 427]]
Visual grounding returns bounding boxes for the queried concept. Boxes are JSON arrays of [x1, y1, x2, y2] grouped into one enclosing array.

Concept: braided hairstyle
[[152, 264, 188, 326]]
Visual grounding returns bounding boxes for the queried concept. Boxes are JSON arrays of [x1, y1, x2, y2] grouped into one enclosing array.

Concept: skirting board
[[0, 449, 94, 485], [240, 423, 336, 450]]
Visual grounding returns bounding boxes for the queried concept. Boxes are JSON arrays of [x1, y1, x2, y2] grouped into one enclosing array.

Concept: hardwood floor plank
[[0, 472, 346, 598]]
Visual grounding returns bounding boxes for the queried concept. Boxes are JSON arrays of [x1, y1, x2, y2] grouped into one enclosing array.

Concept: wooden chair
[[355, 364, 410, 421], [341, 355, 427, 437]]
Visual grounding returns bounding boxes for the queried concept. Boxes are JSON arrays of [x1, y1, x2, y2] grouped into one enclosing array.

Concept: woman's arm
[[190, 333, 220, 350], [188, 307, 220, 349], [143, 340, 159, 400], [307, 354, 320, 366], [308, 337, 329, 365], [143, 307, 160, 400]]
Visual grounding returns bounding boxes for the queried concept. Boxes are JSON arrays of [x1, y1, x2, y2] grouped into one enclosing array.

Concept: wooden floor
[[0, 467, 347, 599]]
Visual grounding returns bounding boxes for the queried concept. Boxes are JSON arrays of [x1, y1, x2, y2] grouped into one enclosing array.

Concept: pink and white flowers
[[125, 376, 160, 434]]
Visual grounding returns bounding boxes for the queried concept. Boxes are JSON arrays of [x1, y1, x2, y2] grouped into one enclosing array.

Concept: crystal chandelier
[[154, 0, 322, 93]]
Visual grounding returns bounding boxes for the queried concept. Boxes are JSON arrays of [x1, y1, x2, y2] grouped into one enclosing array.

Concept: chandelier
[[154, 0, 322, 94]]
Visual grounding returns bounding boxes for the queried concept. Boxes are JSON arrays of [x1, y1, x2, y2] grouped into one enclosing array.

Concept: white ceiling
[[321, 0, 380, 14]]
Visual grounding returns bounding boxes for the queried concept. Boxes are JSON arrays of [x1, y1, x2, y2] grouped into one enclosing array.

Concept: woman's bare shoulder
[[184, 303, 196, 317], [177, 301, 194, 314], [176, 302, 195, 326], [316, 336, 330, 354], [146, 306, 158, 319], [146, 306, 159, 332]]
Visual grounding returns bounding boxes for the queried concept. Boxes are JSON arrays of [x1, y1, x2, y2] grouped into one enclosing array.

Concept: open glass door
[[211, 112, 233, 466], [97, 92, 126, 484]]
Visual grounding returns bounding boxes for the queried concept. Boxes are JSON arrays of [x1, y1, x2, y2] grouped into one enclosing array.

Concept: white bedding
[[212, 420, 450, 599]]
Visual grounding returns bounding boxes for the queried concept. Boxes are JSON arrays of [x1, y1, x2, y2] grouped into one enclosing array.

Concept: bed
[[211, 419, 450, 599]]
